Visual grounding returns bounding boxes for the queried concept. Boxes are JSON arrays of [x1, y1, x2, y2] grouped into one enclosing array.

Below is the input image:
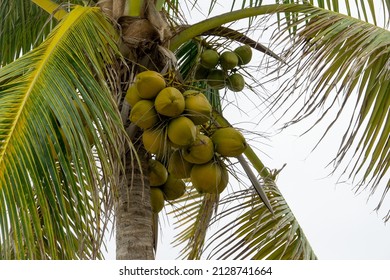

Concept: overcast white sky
[[104, 0, 390, 260]]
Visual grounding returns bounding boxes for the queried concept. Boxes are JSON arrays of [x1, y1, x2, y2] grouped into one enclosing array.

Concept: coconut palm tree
[[0, 0, 388, 259]]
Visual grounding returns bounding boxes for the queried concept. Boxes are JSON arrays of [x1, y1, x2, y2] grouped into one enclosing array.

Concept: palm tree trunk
[[116, 142, 155, 259]]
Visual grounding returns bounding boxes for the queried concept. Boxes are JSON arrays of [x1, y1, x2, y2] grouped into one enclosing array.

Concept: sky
[[104, 0, 390, 260]]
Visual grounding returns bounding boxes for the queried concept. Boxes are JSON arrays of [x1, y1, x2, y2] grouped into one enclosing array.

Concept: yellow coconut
[[142, 128, 167, 156], [129, 99, 159, 129], [167, 116, 197, 147], [154, 87, 185, 117], [150, 187, 165, 213], [191, 161, 222, 194], [216, 161, 229, 193], [183, 90, 212, 125], [167, 150, 193, 179], [211, 127, 247, 157], [125, 84, 142, 107], [148, 159, 168, 186], [136, 71, 166, 99], [182, 134, 214, 164], [160, 175, 186, 200]]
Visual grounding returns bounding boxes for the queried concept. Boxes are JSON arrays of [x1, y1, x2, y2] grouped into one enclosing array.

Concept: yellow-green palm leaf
[[0, 5, 124, 259]]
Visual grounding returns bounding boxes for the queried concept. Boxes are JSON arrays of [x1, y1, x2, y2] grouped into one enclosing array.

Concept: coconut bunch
[[195, 44, 252, 92], [126, 70, 248, 213]]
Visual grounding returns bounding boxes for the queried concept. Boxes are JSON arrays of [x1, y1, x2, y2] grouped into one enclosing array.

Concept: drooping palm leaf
[[206, 180, 316, 259], [0, 5, 125, 259], [267, 6, 390, 218]]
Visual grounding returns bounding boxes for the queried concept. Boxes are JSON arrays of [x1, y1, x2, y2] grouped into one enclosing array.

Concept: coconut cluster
[[126, 70, 248, 213], [195, 44, 252, 92]]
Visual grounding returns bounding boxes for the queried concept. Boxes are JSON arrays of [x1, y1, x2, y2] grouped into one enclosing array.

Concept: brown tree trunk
[[115, 142, 155, 259]]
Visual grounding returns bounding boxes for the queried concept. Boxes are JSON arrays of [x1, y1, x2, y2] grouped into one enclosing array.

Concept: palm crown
[[0, 0, 388, 259]]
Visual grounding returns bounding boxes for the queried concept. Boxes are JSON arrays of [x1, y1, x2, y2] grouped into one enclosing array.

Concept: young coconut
[[182, 134, 214, 164], [148, 159, 168, 186], [150, 187, 165, 213], [135, 70, 166, 99], [129, 99, 159, 129], [142, 128, 168, 157], [207, 69, 226, 90], [183, 90, 212, 125], [227, 73, 245, 92], [234, 44, 252, 65], [167, 116, 197, 147], [211, 127, 247, 157], [200, 49, 220, 69], [154, 87, 185, 117], [219, 51, 239, 70], [160, 174, 186, 200], [191, 161, 222, 194], [167, 149, 193, 179], [125, 84, 142, 107]]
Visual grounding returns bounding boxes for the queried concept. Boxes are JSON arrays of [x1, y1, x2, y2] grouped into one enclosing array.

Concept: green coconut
[[160, 175, 186, 200], [129, 99, 159, 129], [200, 49, 220, 69], [219, 51, 239, 70], [191, 161, 222, 194], [207, 69, 226, 90], [154, 87, 185, 117], [167, 116, 197, 147], [150, 187, 165, 213], [136, 70, 166, 99], [182, 134, 214, 164], [211, 127, 247, 157], [234, 44, 252, 65], [217, 160, 229, 193], [227, 73, 245, 92], [194, 65, 210, 80], [148, 159, 168, 186], [142, 128, 167, 156], [183, 90, 212, 125], [167, 150, 193, 179], [125, 84, 142, 107]]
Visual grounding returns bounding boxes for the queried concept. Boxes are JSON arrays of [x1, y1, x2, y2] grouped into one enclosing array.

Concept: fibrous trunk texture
[[115, 143, 154, 260]]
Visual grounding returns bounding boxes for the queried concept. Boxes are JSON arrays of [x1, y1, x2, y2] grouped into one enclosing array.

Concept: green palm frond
[[206, 181, 316, 259], [0, 5, 124, 259], [269, 6, 390, 218]]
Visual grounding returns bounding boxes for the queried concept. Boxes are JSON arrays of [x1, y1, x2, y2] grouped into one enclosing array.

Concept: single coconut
[[167, 116, 197, 147], [142, 128, 167, 156], [154, 87, 185, 117], [200, 49, 220, 69], [150, 187, 164, 213], [167, 149, 193, 179], [227, 73, 245, 92], [211, 127, 247, 157], [129, 99, 159, 129], [148, 159, 168, 186], [216, 160, 229, 193], [191, 161, 222, 194], [207, 69, 226, 90], [194, 65, 210, 80], [135, 70, 166, 99], [219, 51, 239, 70], [160, 175, 186, 200], [182, 134, 214, 164], [183, 90, 212, 125], [234, 44, 252, 65], [125, 84, 142, 107]]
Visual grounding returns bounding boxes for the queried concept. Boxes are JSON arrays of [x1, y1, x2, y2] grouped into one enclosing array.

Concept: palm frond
[[268, 6, 390, 218], [206, 181, 316, 260], [0, 5, 124, 259]]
